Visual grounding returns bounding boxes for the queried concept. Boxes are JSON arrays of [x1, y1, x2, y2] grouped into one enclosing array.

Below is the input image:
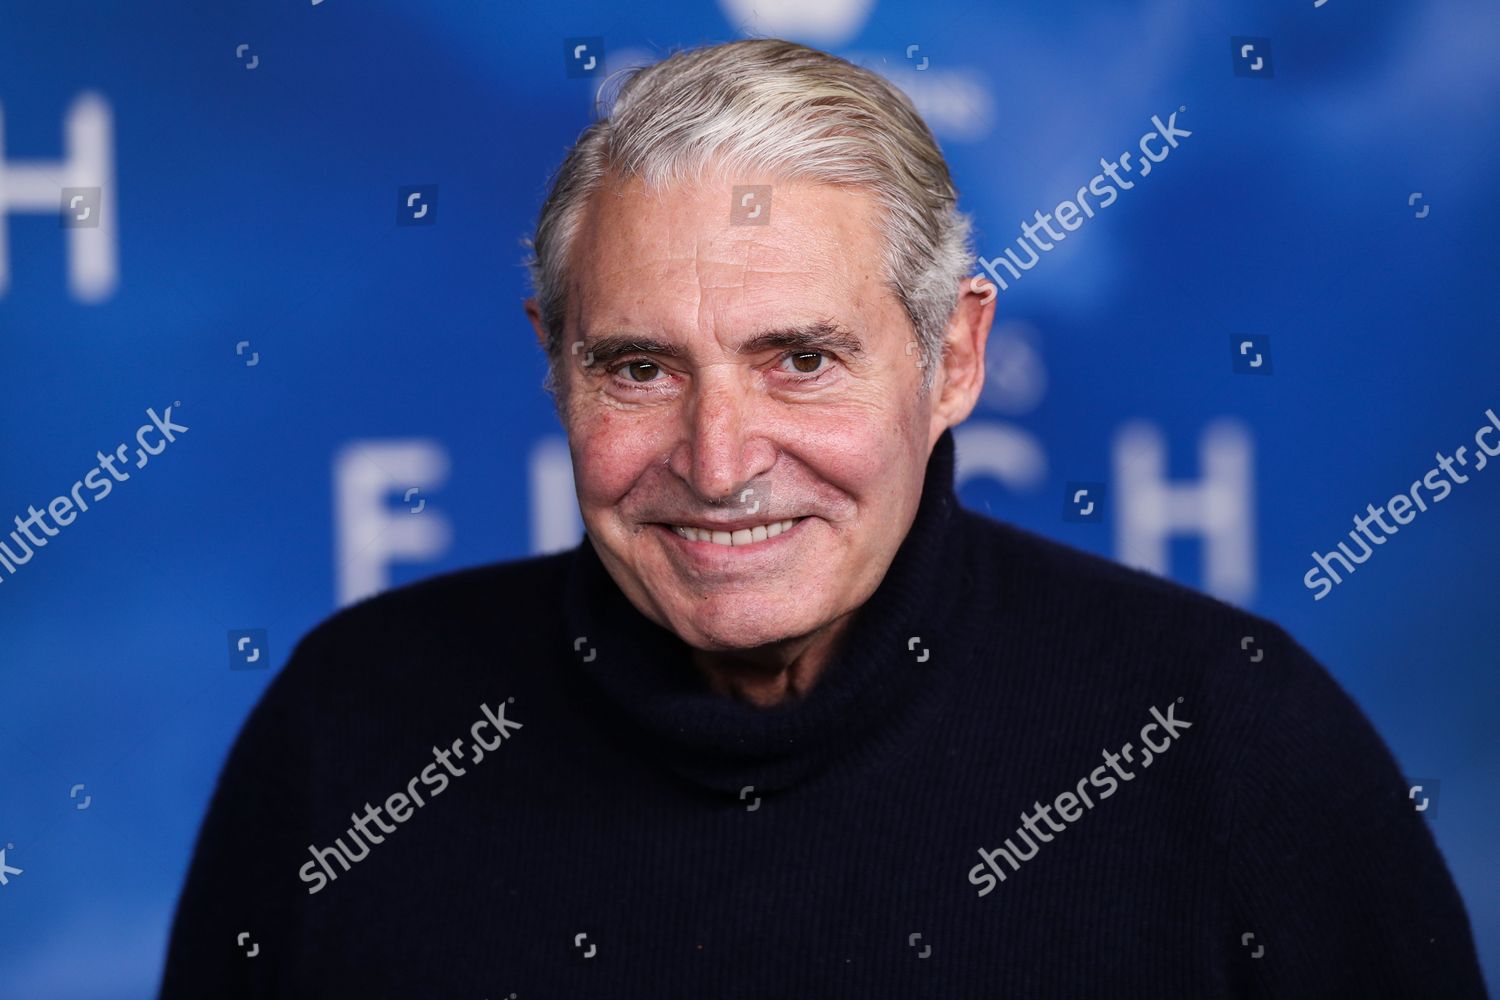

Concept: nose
[[672, 377, 776, 504]]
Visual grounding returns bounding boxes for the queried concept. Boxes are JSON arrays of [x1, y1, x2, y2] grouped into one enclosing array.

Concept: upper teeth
[[673, 518, 800, 546]]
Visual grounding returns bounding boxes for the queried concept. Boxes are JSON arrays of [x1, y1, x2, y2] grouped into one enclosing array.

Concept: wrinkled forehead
[[564, 175, 902, 345]]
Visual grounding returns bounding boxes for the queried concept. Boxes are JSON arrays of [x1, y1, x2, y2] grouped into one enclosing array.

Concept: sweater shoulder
[[954, 507, 1311, 701], [319, 549, 572, 634], [959, 507, 1264, 628], [280, 548, 576, 687]]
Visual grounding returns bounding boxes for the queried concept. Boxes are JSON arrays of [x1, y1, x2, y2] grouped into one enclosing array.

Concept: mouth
[[659, 516, 810, 548]]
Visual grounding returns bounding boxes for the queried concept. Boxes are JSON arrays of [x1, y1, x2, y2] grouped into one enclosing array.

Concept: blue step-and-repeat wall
[[2, 1, 1496, 994]]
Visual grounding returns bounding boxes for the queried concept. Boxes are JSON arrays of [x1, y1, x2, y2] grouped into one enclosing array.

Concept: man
[[162, 39, 1486, 998]]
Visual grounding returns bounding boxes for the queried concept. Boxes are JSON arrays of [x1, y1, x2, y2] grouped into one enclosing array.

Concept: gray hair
[[525, 38, 974, 399]]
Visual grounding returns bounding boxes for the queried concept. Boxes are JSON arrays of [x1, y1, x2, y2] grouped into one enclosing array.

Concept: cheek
[[786, 411, 920, 510], [569, 410, 662, 507], [790, 386, 920, 469]]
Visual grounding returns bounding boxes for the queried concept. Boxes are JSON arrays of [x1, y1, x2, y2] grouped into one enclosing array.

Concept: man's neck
[[689, 611, 856, 708]]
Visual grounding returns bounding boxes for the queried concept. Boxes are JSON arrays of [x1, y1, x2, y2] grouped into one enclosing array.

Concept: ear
[[927, 275, 996, 447], [524, 298, 547, 350]]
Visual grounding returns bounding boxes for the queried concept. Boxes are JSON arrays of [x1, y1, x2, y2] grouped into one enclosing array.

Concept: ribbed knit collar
[[562, 429, 966, 799]]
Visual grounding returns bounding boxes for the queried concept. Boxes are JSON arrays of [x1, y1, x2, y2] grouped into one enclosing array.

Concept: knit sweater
[[160, 429, 1486, 998]]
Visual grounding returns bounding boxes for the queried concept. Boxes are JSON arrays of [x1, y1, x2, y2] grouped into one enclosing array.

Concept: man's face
[[549, 174, 949, 654]]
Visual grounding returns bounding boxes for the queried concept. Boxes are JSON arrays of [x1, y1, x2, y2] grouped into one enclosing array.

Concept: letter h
[[1112, 419, 1256, 603], [0, 92, 117, 301]]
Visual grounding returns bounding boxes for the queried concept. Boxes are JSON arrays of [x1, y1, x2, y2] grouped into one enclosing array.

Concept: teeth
[[673, 518, 801, 546]]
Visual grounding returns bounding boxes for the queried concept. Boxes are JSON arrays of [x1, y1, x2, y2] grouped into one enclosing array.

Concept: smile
[[667, 516, 808, 547]]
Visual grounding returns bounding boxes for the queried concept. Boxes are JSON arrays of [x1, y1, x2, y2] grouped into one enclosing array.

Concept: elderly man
[[162, 39, 1485, 998]]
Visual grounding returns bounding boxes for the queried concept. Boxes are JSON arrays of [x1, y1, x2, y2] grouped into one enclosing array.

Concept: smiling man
[[162, 39, 1485, 998], [538, 168, 969, 707]]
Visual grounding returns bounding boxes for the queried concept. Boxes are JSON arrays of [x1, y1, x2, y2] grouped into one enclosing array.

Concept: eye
[[782, 351, 829, 376], [618, 359, 663, 383]]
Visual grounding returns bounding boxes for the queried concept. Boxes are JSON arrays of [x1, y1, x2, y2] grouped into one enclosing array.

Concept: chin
[[667, 594, 823, 652]]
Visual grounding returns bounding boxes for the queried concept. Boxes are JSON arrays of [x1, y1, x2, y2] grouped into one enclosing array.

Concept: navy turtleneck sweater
[[161, 429, 1486, 998]]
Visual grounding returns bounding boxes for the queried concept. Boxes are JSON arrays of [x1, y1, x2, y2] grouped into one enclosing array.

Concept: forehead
[[566, 174, 899, 340]]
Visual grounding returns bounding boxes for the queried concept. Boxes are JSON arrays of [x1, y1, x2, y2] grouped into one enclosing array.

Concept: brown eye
[[788, 351, 825, 374], [622, 360, 660, 382]]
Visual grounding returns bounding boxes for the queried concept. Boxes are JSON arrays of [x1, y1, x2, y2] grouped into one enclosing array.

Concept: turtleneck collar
[[562, 429, 968, 798]]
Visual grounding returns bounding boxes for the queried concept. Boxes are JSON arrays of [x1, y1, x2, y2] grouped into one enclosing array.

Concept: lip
[[661, 515, 801, 534], [652, 515, 812, 559]]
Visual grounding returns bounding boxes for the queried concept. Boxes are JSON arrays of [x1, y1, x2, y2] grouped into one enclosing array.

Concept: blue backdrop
[[2, 1, 1496, 995]]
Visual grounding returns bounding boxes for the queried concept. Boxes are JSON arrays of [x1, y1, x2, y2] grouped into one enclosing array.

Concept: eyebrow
[[581, 322, 864, 367]]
